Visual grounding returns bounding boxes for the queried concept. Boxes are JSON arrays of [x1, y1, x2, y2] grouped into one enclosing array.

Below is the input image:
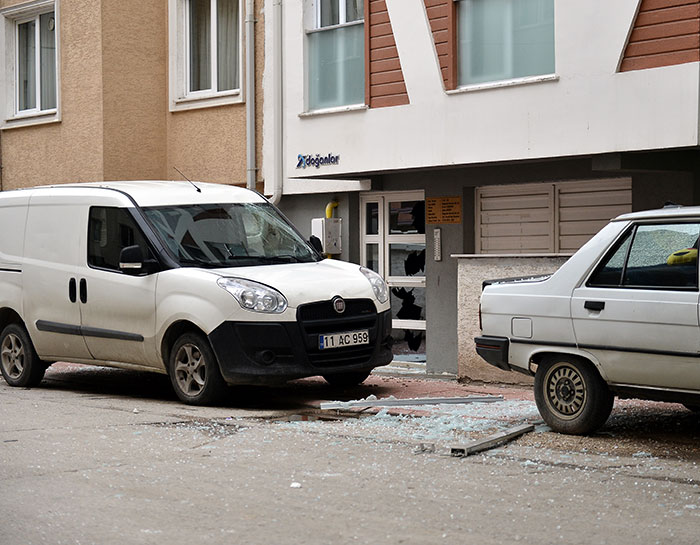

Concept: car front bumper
[[208, 307, 393, 385]]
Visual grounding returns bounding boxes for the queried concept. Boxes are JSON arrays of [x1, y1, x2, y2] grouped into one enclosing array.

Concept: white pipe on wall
[[269, 0, 283, 205], [245, 0, 256, 190]]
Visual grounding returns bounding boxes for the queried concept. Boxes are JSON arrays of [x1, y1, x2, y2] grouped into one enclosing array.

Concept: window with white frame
[[0, 1, 58, 127], [169, 0, 241, 110], [307, 0, 364, 111], [457, 0, 554, 87]]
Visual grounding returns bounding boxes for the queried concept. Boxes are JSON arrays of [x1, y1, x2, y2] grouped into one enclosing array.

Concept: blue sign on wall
[[296, 153, 340, 169]]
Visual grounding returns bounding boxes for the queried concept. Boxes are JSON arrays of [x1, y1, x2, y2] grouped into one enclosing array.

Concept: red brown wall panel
[[621, 0, 700, 71], [366, 0, 410, 107]]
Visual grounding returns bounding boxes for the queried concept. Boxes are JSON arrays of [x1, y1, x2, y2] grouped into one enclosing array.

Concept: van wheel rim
[[174, 343, 206, 396], [1, 333, 25, 379], [544, 362, 586, 420]]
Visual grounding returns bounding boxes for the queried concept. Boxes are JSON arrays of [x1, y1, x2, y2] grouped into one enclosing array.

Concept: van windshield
[[142, 203, 321, 268]]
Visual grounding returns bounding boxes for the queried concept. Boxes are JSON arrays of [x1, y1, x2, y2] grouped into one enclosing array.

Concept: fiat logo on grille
[[332, 296, 346, 314]]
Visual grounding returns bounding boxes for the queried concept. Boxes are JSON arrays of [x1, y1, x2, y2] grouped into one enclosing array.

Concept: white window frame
[[314, 0, 363, 29], [305, 0, 365, 113], [0, 0, 60, 130], [168, 0, 244, 112]]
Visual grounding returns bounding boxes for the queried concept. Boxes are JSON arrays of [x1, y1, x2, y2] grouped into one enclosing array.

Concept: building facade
[[262, 0, 700, 377], [1, 0, 700, 380], [0, 0, 264, 190]]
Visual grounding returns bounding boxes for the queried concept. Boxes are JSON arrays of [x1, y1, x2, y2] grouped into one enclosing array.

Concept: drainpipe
[[245, 0, 256, 190], [269, 0, 283, 205]]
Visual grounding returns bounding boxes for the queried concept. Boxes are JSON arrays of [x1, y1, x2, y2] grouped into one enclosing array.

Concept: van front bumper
[[208, 307, 393, 385]]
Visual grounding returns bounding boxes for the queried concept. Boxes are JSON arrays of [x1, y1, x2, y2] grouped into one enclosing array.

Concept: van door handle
[[584, 300, 605, 311], [79, 279, 87, 304], [69, 278, 77, 303]]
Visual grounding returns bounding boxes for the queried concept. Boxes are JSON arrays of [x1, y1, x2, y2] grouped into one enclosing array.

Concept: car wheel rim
[[1, 333, 25, 379], [544, 362, 586, 420], [174, 343, 206, 397]]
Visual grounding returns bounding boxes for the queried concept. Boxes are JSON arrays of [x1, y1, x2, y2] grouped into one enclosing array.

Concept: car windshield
[[142, 202, 320, 268]]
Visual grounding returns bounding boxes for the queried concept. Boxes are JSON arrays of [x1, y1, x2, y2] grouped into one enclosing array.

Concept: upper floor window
[[17, 11, 56, 112], [307, 0, 364, 111], [0, 1, 59, 128], [169, 0, 242, 111], [457, 0, 554, 87], [188, 0, 239, 94]]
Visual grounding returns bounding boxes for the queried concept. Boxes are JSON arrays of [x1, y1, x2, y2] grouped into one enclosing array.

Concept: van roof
[[615, 205, 700, 222], [23, 180, 267, 207]]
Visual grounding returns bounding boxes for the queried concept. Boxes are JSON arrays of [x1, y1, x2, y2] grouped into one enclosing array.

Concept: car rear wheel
[[534, 355, 613, 435], [323, 371, 371, 388], [168, 332, 227, 405], [0, 324, 46, 387]]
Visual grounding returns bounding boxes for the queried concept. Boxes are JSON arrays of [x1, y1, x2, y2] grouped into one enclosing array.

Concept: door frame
[[360, 190, 426, 331]]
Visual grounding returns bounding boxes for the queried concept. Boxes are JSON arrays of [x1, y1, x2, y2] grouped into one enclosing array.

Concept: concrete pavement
[[1, 363, 699, 544]]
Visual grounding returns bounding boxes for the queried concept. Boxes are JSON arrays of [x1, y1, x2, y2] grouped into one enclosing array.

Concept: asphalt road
[[1, 363, 699, 545]]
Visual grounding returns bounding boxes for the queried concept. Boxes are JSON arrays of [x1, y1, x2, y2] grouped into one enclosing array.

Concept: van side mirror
[[309, 235, 324, 254], [119, 245, 144, 274]]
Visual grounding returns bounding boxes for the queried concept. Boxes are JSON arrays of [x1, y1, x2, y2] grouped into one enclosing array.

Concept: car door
[[22, 194, 93, 360], [571, 221, 700, 391], [78, 205, 159, 367]]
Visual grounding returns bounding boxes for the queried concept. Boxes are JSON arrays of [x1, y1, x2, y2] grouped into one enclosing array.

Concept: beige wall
[[0, 0, 264, 189], [166, 0, 265, 187], [457, 255, 570, 385], [101, 0, 167, 181], [1, 0, 105, 189]]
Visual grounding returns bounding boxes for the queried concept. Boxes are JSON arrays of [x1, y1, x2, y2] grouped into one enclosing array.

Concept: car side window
[[588, 223, 700, 290], [88, 207, 152, 272]]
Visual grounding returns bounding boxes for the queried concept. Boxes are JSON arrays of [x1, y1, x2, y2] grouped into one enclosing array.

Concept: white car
[[475, 205, 700, 434], [0, 181, 393, 404]]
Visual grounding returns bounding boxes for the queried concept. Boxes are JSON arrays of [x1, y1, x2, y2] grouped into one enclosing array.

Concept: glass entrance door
[[360, 191, 426, 364]]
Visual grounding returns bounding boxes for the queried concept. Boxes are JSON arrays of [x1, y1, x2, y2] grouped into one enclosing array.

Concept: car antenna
[[173, 167, 201, 193]]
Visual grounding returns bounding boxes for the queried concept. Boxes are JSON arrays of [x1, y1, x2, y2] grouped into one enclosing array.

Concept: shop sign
[[426, 196, 462, 224], [296, 153, 340, 169]]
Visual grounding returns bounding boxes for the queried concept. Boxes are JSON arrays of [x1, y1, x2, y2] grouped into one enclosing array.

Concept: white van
[[0, 181, 393, 404]]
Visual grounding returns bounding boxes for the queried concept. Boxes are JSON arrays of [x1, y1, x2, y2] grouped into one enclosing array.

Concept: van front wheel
[[169, 332, 227, 405], [0, 324, 46, 387], [534, 355, 613, 435]]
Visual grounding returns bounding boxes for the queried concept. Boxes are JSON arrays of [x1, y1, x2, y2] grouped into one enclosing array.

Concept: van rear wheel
[[168, 332, 227, 405], [534, 355, 613, 435], [0, 324, 46, 387]]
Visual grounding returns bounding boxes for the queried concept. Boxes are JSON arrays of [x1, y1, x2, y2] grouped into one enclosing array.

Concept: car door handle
[[79, 278, 87, 304], [69, 278, 77, 303], [584, 300, 605, 311]]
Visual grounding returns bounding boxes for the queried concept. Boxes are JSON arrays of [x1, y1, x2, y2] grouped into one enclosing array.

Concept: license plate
[[319, 330, 369, 350]]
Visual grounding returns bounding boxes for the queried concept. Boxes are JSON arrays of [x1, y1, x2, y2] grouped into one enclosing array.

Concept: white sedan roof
[[615, 205, 700, 222]]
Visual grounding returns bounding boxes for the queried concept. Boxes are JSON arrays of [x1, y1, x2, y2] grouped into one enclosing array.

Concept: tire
[[0, 323, 46, 387], [323, 370, 371, 388], [534, 355, 613, 435], [168, 332, 227, 405]]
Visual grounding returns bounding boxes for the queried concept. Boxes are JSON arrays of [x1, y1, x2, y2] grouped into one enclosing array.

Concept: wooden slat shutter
[[476, 179, 632, 254]]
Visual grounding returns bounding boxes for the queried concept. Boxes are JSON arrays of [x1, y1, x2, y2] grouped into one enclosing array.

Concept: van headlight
[[360, 267, 389, 304], [217, 278, 288, 314]]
